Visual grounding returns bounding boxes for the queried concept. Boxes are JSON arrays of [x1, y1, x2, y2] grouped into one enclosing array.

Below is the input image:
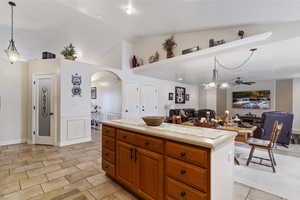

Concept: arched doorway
[[90, 70, 122, 130]]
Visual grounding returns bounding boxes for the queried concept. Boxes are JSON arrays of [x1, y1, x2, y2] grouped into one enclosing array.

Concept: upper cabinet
[[140, 85, 158, 117], [123, 83, 159, 120], [123, 83, 140, 120]]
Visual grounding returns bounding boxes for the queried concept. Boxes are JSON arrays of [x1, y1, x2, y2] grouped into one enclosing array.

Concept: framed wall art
[[175, 86, 186, 104], [91, 87, 97, 99]]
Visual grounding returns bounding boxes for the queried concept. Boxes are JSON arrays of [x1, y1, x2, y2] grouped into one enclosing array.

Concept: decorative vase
[[65, 56, 76, 61], [166, 49, 174, 58], [132, 55, 138, 68]]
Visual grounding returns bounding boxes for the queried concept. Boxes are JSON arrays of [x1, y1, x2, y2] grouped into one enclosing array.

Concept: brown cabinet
[[103, 126, 116, 138], [116, 141, 137, 190], [102, 147, 115, 164], [102, 126, 211, 200], [166, 157, 208, 193], [102, 160, 115, 177], [136, 134, 164, 154], [166, 141, 209, 168], [166, 177, 207, 200], [116, 130, 164, 200], [137, 147, 164, 200], [102, 126, 117, 178], [102, 135, 115, 151]]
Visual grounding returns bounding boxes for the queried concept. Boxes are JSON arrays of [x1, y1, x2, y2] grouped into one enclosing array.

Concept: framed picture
[[91, 87, 97, 99], [186, 94, 190, 101], [175, 86, 186, 104], [168, 93, 174, 101]]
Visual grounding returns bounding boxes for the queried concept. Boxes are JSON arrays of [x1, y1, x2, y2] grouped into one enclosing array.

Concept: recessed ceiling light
[[123, 5, 135, 15]]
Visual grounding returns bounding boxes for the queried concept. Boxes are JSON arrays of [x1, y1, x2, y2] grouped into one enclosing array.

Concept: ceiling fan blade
[[242, 81, 256, 85]]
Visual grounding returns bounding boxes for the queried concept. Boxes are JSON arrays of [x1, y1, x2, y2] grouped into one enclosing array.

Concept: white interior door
[[140, 85, 158, 117], [123, 83, 140, 120], [32, 74, 56, 145]]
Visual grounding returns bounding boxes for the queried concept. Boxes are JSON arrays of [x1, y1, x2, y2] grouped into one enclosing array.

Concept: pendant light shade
[[5, 1, 19, 64], [5, 40, 19, 64], [204, 57, 230, 89]]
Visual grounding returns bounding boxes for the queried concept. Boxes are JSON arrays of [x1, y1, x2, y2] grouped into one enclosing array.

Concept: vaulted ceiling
[[1, 0, 300, 77]]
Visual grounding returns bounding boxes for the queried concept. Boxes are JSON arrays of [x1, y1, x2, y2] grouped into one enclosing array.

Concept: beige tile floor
[[0, 129, 285, 200]]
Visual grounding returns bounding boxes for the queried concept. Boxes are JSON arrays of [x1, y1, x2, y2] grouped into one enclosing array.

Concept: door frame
[[32, 73, 57, 145]]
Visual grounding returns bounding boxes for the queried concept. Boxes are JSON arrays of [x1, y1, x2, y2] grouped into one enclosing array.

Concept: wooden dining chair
[[246, 121, 283, 173]]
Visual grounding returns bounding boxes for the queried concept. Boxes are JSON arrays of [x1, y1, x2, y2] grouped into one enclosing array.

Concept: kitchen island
[[101, 120, 237, 200]]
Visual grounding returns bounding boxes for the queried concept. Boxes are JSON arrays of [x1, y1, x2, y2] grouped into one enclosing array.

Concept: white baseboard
[[0, 138, 26, 146], [59, 137, 92, 147]]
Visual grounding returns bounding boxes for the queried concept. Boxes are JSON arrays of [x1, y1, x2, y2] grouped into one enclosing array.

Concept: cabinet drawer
[[166, 157, 208, 193], [166, 141, 209, 168], [102, 160, 115, 177], [102, 147, 115, 164], [117, 129, 137, 145], [103, 135, 115, 151], [166, 177, 207, 200], [136, 134, 163, 154], [103, 126, 116, 138]]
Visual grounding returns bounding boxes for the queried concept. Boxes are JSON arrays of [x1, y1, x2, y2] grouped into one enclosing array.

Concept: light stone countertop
[[102, 119, 237, 149]]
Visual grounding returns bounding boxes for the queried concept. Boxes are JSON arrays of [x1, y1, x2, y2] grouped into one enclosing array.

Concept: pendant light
[[4, 1, 19, 64], [204, 48, 257, 89], [204, 57, 230, 89]]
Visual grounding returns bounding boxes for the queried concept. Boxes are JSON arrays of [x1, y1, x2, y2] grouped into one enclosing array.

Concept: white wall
[[226, 80, 276, 116], [293, 79, 300, 134], [60, 60, 92, 146], [0, 60, 28, 145], [206, 88, 217, 111]]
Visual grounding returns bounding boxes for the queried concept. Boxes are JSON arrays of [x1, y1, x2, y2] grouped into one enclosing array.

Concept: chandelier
[[4, 1, 20, 64], [204, 48, 257, 89]]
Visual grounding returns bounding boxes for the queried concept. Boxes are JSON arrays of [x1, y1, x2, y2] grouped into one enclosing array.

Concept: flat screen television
[[232, 90, 271, 109]]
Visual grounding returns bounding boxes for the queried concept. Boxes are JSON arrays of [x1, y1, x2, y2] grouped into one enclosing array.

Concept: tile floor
[[0, 129, 285, 200]]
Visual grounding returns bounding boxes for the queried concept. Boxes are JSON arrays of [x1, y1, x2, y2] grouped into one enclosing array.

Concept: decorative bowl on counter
[[142, 116, 165, 126]]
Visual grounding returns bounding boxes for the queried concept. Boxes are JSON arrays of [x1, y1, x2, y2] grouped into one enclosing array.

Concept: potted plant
[[61, 43, 77, 60], [163, 35, 177, 58]]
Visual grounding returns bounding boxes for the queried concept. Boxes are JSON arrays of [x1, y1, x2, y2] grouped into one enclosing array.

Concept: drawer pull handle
[[180, 169, 187, 175], [104, 153, 109, 156], [180, 152, 186, 157], [180, 191, 186, 197], [123, 135, 128, 139], [144, 142, 150, 146]]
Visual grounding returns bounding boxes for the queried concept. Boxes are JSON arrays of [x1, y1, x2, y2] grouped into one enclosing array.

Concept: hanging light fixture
[[204, 48, 257, 89], [4, 1, 19, 64], [204, 57, 229, 89]]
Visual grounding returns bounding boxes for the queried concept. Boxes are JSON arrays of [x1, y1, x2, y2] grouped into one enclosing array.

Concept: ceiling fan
[[232, 77, 256, 86]]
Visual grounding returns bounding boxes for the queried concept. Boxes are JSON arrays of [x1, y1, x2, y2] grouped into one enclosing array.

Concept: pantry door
[[32, 74, 57, 145]]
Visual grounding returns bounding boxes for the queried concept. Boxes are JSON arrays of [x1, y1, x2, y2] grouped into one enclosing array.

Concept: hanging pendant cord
[[215, 49, 256, 71], [11, 4, 14, 41]]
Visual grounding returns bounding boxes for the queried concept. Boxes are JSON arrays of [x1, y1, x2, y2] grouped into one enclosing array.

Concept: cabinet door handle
[[134, 149, 138, 162], [144, 142, 150, 146], [180, 191, 186, 197], [180, 169, 187, 175], [130, 148, 133, 160]]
